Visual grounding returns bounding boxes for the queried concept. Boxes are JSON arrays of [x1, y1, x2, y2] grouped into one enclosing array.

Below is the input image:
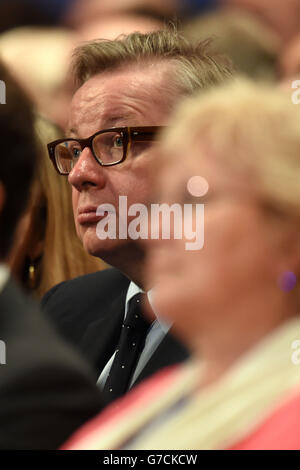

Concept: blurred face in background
[[64, 0, 177, 28], [0, 28, 76, 131], [146, 142, 290, 350], [77, 13, 163, 42], [225, 0, 300, 43], [279, 33, 300, 83]]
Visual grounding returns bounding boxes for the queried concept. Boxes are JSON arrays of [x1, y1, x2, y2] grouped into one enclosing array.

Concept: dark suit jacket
[[0, 277, 103, 450], [42, 268, 190, 396]]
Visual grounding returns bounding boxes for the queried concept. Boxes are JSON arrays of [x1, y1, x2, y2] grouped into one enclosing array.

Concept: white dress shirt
[[97, 281, 171, 389]]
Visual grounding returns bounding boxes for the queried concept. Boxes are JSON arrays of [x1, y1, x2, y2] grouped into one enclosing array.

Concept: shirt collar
[[125, 281, 171, 334]]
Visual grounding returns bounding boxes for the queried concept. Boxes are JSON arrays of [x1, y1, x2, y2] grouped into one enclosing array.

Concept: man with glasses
[[43, 29, 232, 405]]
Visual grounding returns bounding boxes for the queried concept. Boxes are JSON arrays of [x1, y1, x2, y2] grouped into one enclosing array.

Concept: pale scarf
[[70, 317, 300, 450]]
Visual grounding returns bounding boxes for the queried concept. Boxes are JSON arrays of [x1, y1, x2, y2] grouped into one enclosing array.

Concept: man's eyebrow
[[67, 128, 77, 137], [65, 116, 130, 138]]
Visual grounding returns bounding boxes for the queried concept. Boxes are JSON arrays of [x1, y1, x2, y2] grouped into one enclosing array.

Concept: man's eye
[[112, 135, 123, 148], [70, 146, 82, 159]]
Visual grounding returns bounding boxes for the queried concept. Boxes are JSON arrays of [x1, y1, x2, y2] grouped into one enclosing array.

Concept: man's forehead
[[69, 63, 174, 135], [72, 64, 171, 104]]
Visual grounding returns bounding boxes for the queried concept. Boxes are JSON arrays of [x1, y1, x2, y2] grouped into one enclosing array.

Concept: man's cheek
[[72, 188, 78, 209], [71, 194, 82, 238], [74, 219, 82, 239]]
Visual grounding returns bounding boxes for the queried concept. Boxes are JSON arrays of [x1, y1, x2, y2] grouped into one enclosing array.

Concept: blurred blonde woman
[[9, 116, 105, 297], [64, 80, 300, 450]]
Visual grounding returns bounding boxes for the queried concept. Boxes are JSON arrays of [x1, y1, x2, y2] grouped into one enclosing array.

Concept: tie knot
[[124, 293, 150, 332]]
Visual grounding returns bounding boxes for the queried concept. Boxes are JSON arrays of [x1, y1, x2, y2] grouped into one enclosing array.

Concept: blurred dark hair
[[0, 1, 52, 33], [0, 60, 36, 258]]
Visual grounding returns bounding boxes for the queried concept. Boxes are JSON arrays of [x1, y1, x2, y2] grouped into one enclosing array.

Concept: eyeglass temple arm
[[130, 129, 161, 142]]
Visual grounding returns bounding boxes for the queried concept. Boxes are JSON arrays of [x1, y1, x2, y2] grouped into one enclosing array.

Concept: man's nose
[[68, 147, 106, 191]]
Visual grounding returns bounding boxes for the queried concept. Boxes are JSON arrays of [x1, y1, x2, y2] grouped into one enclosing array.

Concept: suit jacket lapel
[[80, 288, 128, 374]]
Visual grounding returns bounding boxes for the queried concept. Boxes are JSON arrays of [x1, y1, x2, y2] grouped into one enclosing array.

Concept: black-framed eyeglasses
[[47, 126, 164, 175]]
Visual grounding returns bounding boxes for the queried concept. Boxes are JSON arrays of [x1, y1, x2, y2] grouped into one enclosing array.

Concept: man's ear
[[0, 182, 6, 215]]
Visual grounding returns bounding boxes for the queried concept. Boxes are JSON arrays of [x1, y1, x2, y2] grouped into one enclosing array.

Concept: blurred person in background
[[0, 61, 103, 449], [0, 0, 60, 33], [77, 12, 164, 43], [64, 80, 300, 450], [8, 115, 105, 298], [279, 34, 300, 85], [0, 14, 165, 132], [0, 27, 76, 129], [183, 9, 280, 82], [0, 0, 218, 33], [63, 0, 178, 29], [223, 0, 300, 44], [42, 29, 232, 406]]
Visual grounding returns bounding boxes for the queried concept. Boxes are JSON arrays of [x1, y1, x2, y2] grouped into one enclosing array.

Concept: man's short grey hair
[[71, 28, 233, 96]]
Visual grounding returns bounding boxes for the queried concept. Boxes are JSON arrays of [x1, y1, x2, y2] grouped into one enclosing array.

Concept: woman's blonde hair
[[160, 79, 300, 308], [162, 79, 300, 218], [30, 116, 105, 297]]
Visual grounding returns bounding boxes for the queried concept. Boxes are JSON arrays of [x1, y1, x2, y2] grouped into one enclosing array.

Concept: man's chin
[[82, 234, 130, 261]]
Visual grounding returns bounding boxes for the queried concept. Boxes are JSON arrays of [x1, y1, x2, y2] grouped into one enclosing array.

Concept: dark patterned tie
[[103, 293, 152, 402]]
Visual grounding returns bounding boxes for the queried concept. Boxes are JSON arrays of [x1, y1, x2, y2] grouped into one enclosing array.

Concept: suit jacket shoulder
[[0, 277, 103, 449]]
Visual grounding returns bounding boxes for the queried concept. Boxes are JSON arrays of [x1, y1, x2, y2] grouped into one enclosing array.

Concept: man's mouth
[[77, 206, 111, 225]]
